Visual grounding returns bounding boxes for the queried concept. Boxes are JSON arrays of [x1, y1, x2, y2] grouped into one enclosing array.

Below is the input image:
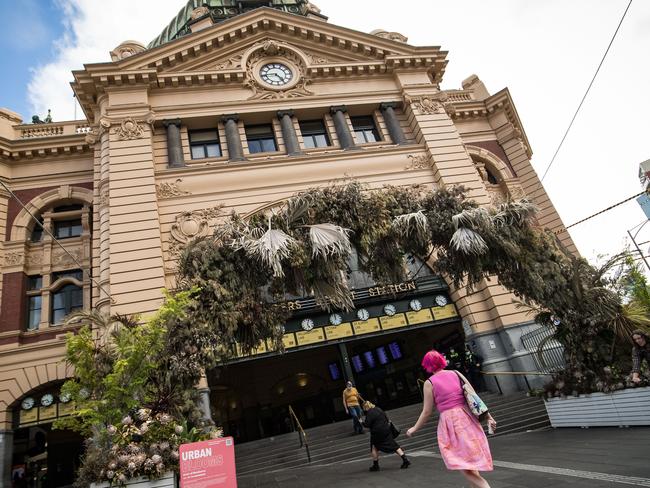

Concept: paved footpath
[[238, 427, 650, 487]]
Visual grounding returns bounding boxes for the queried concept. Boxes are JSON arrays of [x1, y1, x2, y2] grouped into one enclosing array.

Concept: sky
[[0, 0, 649, 267]]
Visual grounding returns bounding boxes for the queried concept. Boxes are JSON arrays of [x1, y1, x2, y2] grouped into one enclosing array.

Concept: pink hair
[[421, 350, 447, 373]]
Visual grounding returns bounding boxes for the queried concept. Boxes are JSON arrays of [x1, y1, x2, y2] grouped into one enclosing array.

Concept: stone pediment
[[71, 8, 447, 116], [116, 8, 445, 74]]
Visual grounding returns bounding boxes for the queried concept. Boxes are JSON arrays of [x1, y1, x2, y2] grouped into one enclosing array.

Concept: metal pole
[[627, 229, 650, 272]]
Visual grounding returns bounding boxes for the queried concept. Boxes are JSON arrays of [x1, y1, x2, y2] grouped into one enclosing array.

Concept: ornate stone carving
[[190, 5, 210, 20], [98, 186, 109, 206], [305, 53, 330, 65], [170, 206, 223, 251], [110, 40, 146, 62], [26, 252, 43, 266], [52, 248, 83, 267], [115, 118, 145, 140], [4, 251, 23, 266], [405, 154, 433, 171], [306, 1, 321, 13], [370, 29, 408, 43], [244, 40, 313, 100], [405, 93, 456, 116], [215, 54, 243, 70], [156, 179, 191, 199]]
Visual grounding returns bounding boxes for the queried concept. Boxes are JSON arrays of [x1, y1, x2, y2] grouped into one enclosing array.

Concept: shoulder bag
[[454, 370, 489, 421]]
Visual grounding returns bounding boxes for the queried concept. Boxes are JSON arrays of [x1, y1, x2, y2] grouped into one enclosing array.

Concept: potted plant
[[56, 291, 220, 487]]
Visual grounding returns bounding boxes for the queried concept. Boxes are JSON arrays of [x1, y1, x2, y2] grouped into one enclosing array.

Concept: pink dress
[[429, 370, 493, 471]]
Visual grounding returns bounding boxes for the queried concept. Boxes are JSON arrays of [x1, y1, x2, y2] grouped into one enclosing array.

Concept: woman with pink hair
[[407, 349, 497, 488]]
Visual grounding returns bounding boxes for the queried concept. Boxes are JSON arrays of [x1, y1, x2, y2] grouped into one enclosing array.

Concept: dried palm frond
[[246, 228, 296, 277], [311, 279, 354, 311], [450, 227, 488, 255], [392, 210, 429, 238], [493, 199, 537, 227], [305, 223, 352, 259], [451, 207, 491, 230], [284, 195, 312, 225]]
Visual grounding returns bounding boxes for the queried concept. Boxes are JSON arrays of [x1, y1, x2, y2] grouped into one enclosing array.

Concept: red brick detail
[[0, 272, 27, 333], [470, 140, 517, 178], [5, 182, 93, 240]]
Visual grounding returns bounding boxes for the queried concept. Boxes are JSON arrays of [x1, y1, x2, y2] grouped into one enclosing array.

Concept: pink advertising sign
[[179, 437, 237, 488]]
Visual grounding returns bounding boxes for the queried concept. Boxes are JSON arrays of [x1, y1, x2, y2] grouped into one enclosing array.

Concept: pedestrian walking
[[631, 329, 650, 384], [407, 350, 496, 488], [342, 381, 364, 434], [361, 400, 410, 471]]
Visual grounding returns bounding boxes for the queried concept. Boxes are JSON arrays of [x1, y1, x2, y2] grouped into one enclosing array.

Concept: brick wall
[[0, 272, 26, 333]]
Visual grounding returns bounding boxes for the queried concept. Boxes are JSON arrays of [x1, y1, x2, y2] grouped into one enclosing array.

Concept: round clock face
[[383, 304, 396, 316], [260, 63, 293, 86], [356, 309, 370, 321], [301, 318, 315, 331], [21, 397, 35, 410], [329, 313, 343, 326], [41, 394, 54, 407], [435, 295, 448, 307], [409, 299, 423, 312]]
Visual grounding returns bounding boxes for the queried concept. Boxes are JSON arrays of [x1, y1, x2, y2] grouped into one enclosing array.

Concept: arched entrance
[[9, 383, 84, 488], [207, 255, 467, 443]]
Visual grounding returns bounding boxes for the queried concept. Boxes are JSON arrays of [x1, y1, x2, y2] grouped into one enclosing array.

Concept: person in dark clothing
[[361, 401, 410, 471], [631, 329, 650, 384]]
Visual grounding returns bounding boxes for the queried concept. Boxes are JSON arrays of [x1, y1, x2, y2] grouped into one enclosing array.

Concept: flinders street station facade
[[0, 1, 575, 485]]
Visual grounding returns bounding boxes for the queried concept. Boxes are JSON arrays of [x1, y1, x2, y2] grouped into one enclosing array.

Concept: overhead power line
[[539, 0, 633, 183], [0, 179, 115, 304], [560, 191, 643, 231]]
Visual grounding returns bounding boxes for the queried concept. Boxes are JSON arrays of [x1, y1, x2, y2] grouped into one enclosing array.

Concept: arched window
[[51, 284, 83, 324], [485, 168, 499, 185]]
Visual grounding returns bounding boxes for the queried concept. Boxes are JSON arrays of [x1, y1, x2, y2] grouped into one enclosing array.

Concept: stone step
[[235, 393, 549, 476]]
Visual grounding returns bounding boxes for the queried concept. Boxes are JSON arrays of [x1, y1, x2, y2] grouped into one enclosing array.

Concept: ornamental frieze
[[156, 179, 191, 199], [405, 154, 433, 171], [404, 94, 456, 116], [3, 251, 23, 266]]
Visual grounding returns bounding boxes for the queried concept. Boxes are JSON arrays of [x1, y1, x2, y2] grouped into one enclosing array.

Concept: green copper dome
[[148, 0, 315, 49]]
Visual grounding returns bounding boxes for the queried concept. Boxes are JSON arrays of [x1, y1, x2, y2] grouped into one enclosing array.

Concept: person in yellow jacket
[[342, 381, 365, 434]]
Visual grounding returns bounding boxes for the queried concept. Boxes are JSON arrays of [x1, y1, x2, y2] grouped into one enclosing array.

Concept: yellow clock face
[[260, 63, 293, 86]]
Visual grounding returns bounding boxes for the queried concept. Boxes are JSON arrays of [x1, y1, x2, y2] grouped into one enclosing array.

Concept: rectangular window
[[31, 217, 44, 242], [299, 120, 330, 148], [27, 275, 43, 291], [26, 295, 41, 331], [54, 219, 82, 239], [351, 116, 381, 144], [245, 124, 277, 154], [52, 284, 83, 324], [189, 129, 222, 159]]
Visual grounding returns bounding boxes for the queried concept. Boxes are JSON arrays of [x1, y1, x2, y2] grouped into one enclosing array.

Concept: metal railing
[[288, 405, 311, 463], [520, 326, 565, 373], [482, 371, 553, 394]]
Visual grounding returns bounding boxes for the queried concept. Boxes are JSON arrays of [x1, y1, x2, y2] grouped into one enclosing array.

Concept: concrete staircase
[[235, 392, 550, 478]]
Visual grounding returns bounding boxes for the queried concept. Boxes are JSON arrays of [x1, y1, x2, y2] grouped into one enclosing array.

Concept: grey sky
[[25, 0, 650, 265]]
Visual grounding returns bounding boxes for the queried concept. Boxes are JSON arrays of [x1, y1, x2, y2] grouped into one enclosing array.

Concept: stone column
[[277, 110, 302, 156], [379, 102, 407, 145], [220, 114, 246, 161], [163, 119, 185, 168], [330, 106, 357, 150], [196, 374, 213, 426], [0, 429, 13, 488]]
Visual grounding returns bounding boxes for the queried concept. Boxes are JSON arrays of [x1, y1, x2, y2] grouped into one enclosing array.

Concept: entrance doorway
[[208, 321, 463, 443], [11, 424, 84, 488]]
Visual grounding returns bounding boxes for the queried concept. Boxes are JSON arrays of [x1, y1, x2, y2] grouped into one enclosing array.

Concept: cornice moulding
[[158, 142, 423, 179]]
